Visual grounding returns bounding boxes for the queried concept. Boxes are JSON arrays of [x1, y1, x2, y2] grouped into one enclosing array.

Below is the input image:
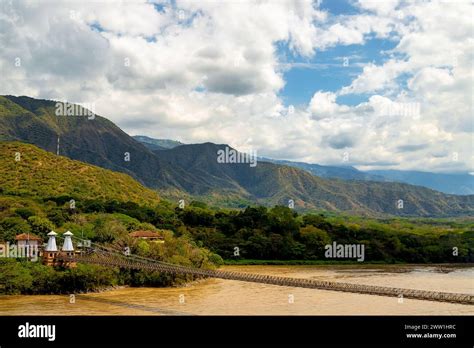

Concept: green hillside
[[0, 95, 194, 190], [2, 95, 473, 217], [157, 143, 474, 217], [0, 142, 160, 205]]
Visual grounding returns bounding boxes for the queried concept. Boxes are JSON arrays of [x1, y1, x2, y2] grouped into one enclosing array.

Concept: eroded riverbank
[[1, 265, 473, 315]]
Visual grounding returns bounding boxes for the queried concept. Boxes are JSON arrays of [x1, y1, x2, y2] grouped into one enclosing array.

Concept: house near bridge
[[15, 233, 42, 258]]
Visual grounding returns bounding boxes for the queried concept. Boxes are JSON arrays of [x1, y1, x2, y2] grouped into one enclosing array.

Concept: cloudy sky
[[1, 0, 472, 173]]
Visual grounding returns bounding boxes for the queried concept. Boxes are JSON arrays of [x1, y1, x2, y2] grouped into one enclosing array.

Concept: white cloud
[[356, 0, 400, 16], [340, 60, 408, 95], [308, 91, 350, 119], [85, 2, 173, 36], [0, 0, 471, 173]]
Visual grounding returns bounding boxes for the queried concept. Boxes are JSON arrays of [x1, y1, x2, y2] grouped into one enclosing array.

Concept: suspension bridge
[[52, 235, 474, 306]]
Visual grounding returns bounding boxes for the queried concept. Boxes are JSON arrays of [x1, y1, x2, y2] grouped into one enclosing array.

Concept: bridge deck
[[62, 253, 474, 306]]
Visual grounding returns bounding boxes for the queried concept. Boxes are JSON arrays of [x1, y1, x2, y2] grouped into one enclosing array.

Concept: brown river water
[[1, 265, 473, 315]]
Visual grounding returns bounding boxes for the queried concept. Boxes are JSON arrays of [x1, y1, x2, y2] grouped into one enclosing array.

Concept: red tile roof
[[129, 230, 163, 239], [15, 233, 42, 241]]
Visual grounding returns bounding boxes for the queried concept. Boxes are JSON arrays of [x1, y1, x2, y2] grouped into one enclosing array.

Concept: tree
[[181, 208, 215, 227], [47, 208, 68, 226], [299, 225, 330, 259], [27, 216, 55, 239], [0, 260, 33, 294], [15, 208, 35, 220], [303, 214, 332, 231], [269, 206, 300, 235], [190, 200, 208, 209], [0, 217, 31, 242], [93, 217, 127, 243], [246, 230, 270, 258], [268, 233, 284, 258]]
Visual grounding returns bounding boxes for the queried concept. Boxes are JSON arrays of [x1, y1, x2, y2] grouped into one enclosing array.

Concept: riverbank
[[224, 259, 474, 266], [224, 259, 397, 265], [1, 264, 472, 315], [0, 259, 211, 296]]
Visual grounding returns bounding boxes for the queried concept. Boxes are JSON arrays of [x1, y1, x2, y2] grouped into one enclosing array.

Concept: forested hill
[[0, 142, 160, 205], [156, 142, 474, 216], [1, 95, 473, 217]]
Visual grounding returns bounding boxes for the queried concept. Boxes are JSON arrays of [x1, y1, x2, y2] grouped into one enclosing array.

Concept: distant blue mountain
[[366, 170, 474, 196], [259, 158, 386, 181], [132, 135, 184, 150], [260, 159, 473, 195]]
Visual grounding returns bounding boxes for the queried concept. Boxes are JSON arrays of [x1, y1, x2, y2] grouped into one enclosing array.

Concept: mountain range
[[1, 95, 473, 217], [131, 136, 473, 195], [132, 135, 184, 151], [366, 170, 474, 196], [258, 158, 473, 195]]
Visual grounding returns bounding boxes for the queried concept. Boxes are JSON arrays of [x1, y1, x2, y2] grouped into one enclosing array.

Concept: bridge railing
[[57, 249, 474, 306]]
